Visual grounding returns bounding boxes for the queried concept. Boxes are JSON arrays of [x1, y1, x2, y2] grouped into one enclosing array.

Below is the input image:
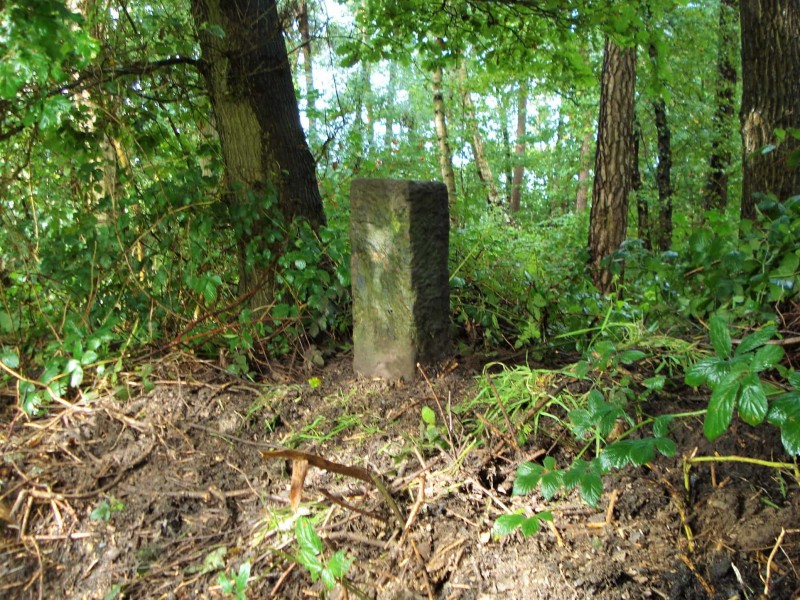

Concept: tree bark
[[498, 86, 514, 203], [458, 61, 501, 206], [652, 97, 673, 250], [432, 53, 457, 210], [632, 118, 650, 250], [703, 0, 738, 212], [739, 0, 800, 220], [588, 38, 637, 293], [510, 79, 528, 213], [192, 0, 325, 311]]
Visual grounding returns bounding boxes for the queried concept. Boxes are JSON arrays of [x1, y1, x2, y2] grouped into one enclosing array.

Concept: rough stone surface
[[350, 179, 449, 380]]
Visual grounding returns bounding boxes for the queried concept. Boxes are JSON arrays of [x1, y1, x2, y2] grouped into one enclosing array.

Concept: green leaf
[[685, 356, 728, 388], [709, 315, 732, 359], [297, 548, 323, 579], [751, 344, 784, 372], [421, 406, 436, 426], [735, 326, 777, 355], [654, 437, 676, 457], [327, 550, 354, 579], [618, 349, 646, 364], [738, 374, 768, 426], [568, 407, 594, 438], [295, 517, 323, 554], [320, 568, 336, 590], [492, 512, 526, 537], [652, 415, 674, 438], [563, 459, 604, 506], [81, 350, 99, 365], [1, 350, 19, 369], [789, 371, 800, 390], [519, 515, 543, 537], [0, 311, 12, 332], [69, 365, 84, 388], [235, 561, 250, 587], [540, 470, 563, 500], [512, 461, 543, 496], [580, 471, 603, 506], [597, 437, 674, 471], [642, 375, 666, 391], [704, 376, 740, 441]]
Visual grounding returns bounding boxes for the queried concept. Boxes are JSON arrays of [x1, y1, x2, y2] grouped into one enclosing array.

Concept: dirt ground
[[1, 351, 798, 599]]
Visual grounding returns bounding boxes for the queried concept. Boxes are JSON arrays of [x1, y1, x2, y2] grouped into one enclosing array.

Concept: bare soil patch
[[1, 353, 798, 599]]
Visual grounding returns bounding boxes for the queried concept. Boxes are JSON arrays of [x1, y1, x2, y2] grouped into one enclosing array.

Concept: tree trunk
[[192, 0, 325, 312], [575, 130, 592, 212], [458, 61, 501, 206], [510, 79, 528, 213], [739, 0, 800, 220], [498, 86, 514, 203], [588, 38, 637, 293], [703, 0, 738, 212], [632, 118, 651, 250], [652, 97, 673, 250], [384, 61, 397, 150], [432, 54, 457, 210], [296, 0, 316, 140]]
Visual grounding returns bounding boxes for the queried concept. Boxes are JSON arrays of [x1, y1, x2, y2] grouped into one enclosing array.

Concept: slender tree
[[703, 0, 738, 211], [295, 0, 316, 140], [459, 60, 501, 206], [191, 0, 325, 311], [510, 79, 528, 213], [588, 38, 637, 292], [648, 42, 674, 251], [739, 0, 800, 220], [432, 43, 458, 210], [632, 118, 651, 249]]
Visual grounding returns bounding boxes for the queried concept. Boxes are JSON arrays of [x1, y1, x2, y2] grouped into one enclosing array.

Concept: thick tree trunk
[[588, 38, 637, 293], [192, 0, 325, 311], [739, 0, 800, 220], [510, 79, 528, 213], [458, 61, 501, 206], [575, 131, 592, 212], [703, 0, 738, 212], [432, 57, 457, 210]]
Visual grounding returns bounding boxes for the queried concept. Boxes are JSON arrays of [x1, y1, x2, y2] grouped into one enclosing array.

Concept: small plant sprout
[[90, 497, 125, 522], [294, 517, 354, 592], [218, 561, 250, 600]]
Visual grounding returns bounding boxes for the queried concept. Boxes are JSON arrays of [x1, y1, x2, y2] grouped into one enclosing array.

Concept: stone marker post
[[350, 179, 450, 380]]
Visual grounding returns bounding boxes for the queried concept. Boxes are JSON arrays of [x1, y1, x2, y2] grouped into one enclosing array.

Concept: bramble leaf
[[709, 315, 731, 359], [751, 344, 784, 372], [512, 461, 543, 496], [493, 512, 526, 537], [704, 376, 739, 440], [685, 356, 728, 388], [738, 374, 768, 426]]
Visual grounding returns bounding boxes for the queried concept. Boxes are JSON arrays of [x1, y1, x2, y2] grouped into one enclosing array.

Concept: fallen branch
[[260, 448, 404, 526]]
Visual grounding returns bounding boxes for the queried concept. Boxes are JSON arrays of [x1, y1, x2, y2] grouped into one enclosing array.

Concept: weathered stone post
[[350, 179, 450, 380]]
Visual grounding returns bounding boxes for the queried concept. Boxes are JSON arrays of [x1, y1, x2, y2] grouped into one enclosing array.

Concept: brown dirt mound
[[1, 353, 798, 599]]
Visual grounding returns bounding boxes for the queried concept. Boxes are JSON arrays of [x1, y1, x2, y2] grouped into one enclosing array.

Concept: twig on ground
[[399, 474, 426, 546], [764, 527, 786, 597]]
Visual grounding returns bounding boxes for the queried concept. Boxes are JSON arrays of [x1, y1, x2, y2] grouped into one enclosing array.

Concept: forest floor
[[1, 350, 799, 599]]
